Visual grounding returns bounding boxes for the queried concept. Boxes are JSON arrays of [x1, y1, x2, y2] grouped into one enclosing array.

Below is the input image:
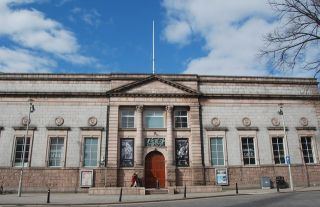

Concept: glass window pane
[[15, 137, 31, 167], [49, 137, 64, 167], [242, 137, 255, 165], [210, 137, 224, 166], [83, 137, 98, 167], [174, 110, 188, 128], [301, 136, 314, 164]]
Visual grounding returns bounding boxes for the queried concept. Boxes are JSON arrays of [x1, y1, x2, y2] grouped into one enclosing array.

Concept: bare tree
[[261, 0, 320, 76]]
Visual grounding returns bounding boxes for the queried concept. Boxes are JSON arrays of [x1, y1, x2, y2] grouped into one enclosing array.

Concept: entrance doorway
[[145, 151, 165, 188]]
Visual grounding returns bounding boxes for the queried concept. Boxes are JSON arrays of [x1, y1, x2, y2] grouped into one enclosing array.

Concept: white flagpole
[[152, 20, 155, 74]]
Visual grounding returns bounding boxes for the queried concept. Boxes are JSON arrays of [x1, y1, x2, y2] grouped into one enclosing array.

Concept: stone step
[[146, 188, 169, 195]]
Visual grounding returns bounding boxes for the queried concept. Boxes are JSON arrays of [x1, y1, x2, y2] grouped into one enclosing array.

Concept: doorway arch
[[144, 151, 165, 188]]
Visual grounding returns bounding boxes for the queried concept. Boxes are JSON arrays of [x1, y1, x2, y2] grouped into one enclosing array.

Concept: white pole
[[18, 100, 34, 197], [152, 20, 155, 74], [279, 105, 294, 191]]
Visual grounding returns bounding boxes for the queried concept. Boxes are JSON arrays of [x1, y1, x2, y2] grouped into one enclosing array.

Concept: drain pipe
[[198, 104, 206, 185]]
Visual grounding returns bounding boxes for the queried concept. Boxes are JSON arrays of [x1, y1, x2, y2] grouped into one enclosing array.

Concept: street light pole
[[278, 104, 294, 191], [18, 99, 35, 197]]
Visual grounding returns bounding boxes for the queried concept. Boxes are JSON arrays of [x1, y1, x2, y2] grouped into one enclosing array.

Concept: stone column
[[135, 105, 143, 166], [166, 105, 176, 186], [166, 105, 174, 164]]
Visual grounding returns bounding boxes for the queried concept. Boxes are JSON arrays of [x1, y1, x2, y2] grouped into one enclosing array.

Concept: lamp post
[[278, 104, 294, 191], [18, 99, 35, 197]]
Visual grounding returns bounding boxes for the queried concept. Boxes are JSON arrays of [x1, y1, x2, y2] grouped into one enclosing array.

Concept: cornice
[[0, 91, 105, 98], [202, 94, 320, 100]]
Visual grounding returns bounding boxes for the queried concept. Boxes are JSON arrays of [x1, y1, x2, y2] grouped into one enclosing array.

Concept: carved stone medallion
[[211, 117, 220, 127], [300, 117, 308, 126], [242, 117, 251, 127], [21, 116, 30, 126], [271, 117, 280, 126], [55, 116, 64, 126], [88, 116, 97, 126]]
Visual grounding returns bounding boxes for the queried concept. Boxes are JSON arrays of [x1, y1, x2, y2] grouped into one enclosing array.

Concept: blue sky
[[0, 0, 315, 77]]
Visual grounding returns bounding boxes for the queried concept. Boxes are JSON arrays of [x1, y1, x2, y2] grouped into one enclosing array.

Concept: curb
[[1, 189, 320, 206]]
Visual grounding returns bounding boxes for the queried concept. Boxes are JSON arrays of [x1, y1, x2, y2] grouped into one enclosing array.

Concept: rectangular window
[[120, 110, 135, 128], [14, 137, 31, 167], [241, 137, 255, 165], [174, 110, 188, 128], [210, 137, 224, 165], [49, 137, 64, 167], [301, 136, 314, 164], [175, 138, 189, 167], [144, 110, 164, 128], [84, 137, 98, 167], [120, 138, 134, 167], [272, 137, 285, 164]]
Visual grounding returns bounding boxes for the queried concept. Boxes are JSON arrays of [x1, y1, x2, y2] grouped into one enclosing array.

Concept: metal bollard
[[119, 187, 123, 202], [47, 188, 50, 203], [184, 184, 187, 199], [236, 183, 238, 195], [0, 185, 3, 195], [276, 183, 280, 193], [156, 179, 160, 189]]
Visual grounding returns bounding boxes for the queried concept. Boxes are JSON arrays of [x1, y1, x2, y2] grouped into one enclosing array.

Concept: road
[[111, 191, 319, 207]]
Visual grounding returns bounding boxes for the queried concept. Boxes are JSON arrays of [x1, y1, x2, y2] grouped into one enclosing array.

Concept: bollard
[[47, 188, 50, 203], [119, 187, 123, 202], [236, 183, 238, 195], [156, 179, 160, 189], [184, 184, 187, 199], [276, 183, 280, 193], [0, 185, 3, 195]]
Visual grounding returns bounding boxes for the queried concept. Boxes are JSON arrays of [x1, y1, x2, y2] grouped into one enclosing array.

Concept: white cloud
[[70, 7, 102, 27], [164, 21, 192, 46], [0, 0, 98, 72], [162, 0, 310, 77], [0, 47, 55, 72]]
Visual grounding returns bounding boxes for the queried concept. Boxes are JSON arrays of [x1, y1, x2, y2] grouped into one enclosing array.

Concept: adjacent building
[[0, 73, 319, 192]]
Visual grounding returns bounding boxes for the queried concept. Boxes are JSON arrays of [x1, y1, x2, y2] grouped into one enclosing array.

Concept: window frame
[[47, 136, 67, 167], [143, 108, 165, 129], [210, 136, 225, 166], [300, 136, 315, 164], [241, 136, 256, 165], [174, 109, 188, 128], [80, 130, 102, 168], [82, 136, 100, 168], [47, 135, 66, 168], [120, 109, 135, 129], [13, 135, 33, 167], [271, 136, 286, 164]]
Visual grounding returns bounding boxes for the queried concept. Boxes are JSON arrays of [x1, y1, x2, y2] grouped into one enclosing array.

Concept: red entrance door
[[145, 151, 165, 188]]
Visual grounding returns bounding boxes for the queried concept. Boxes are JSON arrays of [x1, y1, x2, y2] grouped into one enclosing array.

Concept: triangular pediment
[[106, 75, 200, 97]]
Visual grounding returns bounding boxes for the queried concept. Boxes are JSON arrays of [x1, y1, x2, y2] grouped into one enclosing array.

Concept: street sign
[[286, 156, 290, 165]]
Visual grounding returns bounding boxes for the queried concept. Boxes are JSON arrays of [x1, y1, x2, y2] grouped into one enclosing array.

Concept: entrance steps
[[146, 188, 169, 195]]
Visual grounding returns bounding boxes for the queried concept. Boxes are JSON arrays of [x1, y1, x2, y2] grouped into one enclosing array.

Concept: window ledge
[[174, 128, 191, 131], [205, 127, 228, 131], [267, 126, 288, 131], [80, 127, 104, 131], [119, 128, 137, 131], [236, 127, 259, 131], [143, 128, 167, 131], [242, 165, 260, 167], [296, 126, 317, 131], [46, 126, 71, 131], [13, 126, 37, 130]]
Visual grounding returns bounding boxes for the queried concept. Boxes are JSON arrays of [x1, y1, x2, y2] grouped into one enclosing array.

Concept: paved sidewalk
[[0, 186, 319, 206]]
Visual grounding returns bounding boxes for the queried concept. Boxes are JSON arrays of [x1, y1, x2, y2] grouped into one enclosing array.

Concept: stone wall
[[205, 164, 320, 189]]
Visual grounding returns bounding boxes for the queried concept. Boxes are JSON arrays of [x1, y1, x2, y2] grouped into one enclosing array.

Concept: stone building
[[0, 73, 319, 192]]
